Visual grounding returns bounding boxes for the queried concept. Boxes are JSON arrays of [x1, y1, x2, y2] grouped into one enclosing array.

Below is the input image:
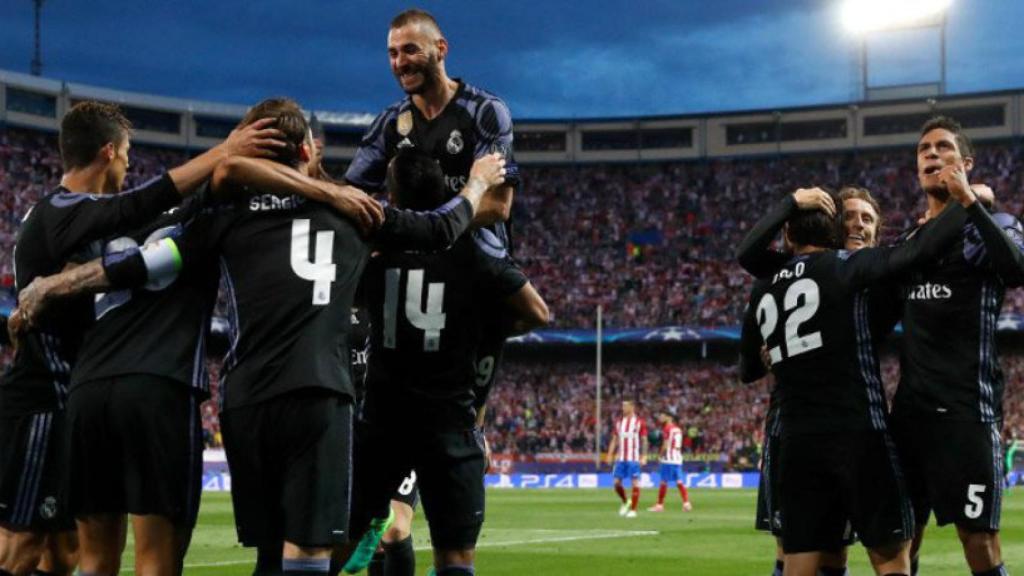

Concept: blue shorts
[[612, 461, 641, 480], [658, 463, 683, 484]]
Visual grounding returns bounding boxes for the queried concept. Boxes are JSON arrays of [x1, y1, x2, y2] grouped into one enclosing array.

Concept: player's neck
[[61, 165, 113, 195], [792, 245, 826, 255], [924, 194, 948, 221], [413, 75, 459, 121]]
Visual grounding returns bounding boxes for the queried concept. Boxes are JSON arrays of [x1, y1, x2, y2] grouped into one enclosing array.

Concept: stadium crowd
[[3, 124, 1024, 464]]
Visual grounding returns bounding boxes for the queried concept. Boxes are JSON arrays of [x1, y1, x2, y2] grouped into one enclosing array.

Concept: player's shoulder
[[459, 80, 508, 106], [373, 97, 414, 127], [456, 81, 513, 126], [992, 211, 1023, 229]]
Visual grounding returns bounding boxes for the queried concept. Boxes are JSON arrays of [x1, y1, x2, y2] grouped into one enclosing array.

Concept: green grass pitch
[[121, 489, 1021, 574]]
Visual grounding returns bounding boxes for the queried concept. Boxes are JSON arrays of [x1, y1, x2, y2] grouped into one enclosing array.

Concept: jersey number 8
[[756, 278, 823, 363]]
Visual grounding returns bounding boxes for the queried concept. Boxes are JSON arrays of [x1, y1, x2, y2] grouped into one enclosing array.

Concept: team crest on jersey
[[39, 497, 57, 520], [447, 129, 464, 155], [397, 111, 413, 136]]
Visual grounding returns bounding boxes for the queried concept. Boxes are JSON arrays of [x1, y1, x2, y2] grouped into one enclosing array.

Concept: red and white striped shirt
[[615, 415, 647, 463], [661, 423, 683, 465]]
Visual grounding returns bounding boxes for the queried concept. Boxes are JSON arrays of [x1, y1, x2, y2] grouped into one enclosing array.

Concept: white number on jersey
[[383, 268, 447, 351], [965, 484, 986, 519], [756, 279, 824, 363], [290, 219, 336, 306], [476, 355, 496, 387]]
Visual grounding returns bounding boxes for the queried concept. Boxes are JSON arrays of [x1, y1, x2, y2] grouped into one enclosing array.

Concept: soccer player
[[0, 100, 281, 576], [344, 8, 522, 431], [13, 99, 503, 576], [647, 410, 691, 512], [890, 116, 1024, 576], [605, 400, 647, 518], [738, 179, 974, 576], [740, 186, 889, 576], [347, 149, 548, 576]]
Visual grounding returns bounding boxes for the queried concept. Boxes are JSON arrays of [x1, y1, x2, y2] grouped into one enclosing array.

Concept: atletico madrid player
[[605, 400, 647, 518], [648, 410, 691, 512]]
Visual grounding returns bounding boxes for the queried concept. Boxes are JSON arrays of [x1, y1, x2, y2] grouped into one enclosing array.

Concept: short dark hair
[[920, 115, 974, 158], [390, 8, 442, 35], [59, 101, 132, 171], [238, 97, 309, 167], [386, 148, 446, 210], [787, 204, 838, 249], [838, 186, 884, 233]]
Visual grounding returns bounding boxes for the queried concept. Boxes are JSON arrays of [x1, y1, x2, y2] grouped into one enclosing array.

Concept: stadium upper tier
[[2, 67, 1024, 163]]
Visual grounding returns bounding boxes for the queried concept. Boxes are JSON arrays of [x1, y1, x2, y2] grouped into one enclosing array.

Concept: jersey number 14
[[756, 278, 823, 363], [384, 268, 447, 351]]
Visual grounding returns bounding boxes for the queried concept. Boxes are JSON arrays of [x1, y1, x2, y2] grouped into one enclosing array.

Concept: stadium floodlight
[[842, 0, 953, 34]]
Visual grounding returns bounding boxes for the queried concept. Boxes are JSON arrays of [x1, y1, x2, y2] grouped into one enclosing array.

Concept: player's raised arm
[[167, 118, 287, 196], [841, 199, 969, 290], [210, 156, 384, 235], [373, 152, 506, 251], [736, 188, 835, 277], [955, 182, 1024, 286], [471, 99, 518, 226]]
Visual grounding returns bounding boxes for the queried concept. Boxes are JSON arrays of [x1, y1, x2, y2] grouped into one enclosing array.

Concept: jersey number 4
[[291, 219, 336, 306], [384, 268, 447, 351], [756, 278, 823, 363]]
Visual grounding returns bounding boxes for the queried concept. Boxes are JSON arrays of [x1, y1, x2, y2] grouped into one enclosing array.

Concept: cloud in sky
[[0, 1, 1021, 119]]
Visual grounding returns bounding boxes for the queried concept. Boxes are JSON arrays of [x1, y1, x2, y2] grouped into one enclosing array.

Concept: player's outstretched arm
[[210, 156, 384, 235], [502, 282, 550, 336], [168, 118, 287, 197], [373, 153, 506, 251], [736, 188, 834, 277], [955, 181, 1024, 287], [15, 237, 183, 330]]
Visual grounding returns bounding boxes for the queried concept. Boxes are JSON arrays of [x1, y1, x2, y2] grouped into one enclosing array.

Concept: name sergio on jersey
[[906, 282, 953, 301], [248, 194, 306, 212]]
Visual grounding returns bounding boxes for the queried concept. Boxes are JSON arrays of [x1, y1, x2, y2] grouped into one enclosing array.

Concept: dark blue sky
[[2, 1, 1022, 119]]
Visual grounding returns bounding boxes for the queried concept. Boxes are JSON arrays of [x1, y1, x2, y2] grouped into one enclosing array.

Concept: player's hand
[[792, 187, 836, 217], [938, 159, 974, 207], [469, 153, 507, 190], [221, 118, 288, 159], [16, 276, 56, 332], [327, 184, 385, 236], [971, 183, 995, 208], [6, 308, 24, 352]]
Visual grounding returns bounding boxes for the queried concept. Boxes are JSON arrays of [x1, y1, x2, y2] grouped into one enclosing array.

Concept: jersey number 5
[[756, 278, 823, 363], [384, 268, 447, 351], [290, 219, 336, 306]]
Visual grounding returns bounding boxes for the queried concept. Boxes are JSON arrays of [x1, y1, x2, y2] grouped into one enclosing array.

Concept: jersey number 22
[[756, 278, 823, 363]]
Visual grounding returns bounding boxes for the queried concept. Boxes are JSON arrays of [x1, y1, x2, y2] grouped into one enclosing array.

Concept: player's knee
[[382, 523, 411, 544], [433, 547, 475, 573], [957, 528, 1000, 562], [0, 532, 46, 574]]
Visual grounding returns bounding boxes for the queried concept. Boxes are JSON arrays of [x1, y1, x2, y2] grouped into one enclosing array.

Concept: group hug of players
[[0, 9, 549, 576], [738, 116, 1024, 576]]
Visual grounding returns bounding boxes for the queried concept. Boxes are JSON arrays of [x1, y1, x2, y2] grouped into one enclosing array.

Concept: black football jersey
[[361, 231, 527, 430], [213, 195, 368, 410], [345, 80, 520, 248], [894, 205, 1024, 422], [744, 201, 966, 435], [350, 306, 370, 403], [69, 189, 220, 396], [2, 175, 181, 415]]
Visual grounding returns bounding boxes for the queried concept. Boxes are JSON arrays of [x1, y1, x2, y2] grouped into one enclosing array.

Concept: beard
[[397, 53, 441, 95]]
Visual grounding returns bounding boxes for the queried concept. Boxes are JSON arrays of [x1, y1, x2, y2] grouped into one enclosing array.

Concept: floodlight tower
[[30, 0, 45, 76], [842, 0, 953, 101]]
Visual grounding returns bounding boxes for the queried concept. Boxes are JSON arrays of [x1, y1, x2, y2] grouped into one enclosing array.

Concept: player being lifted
[[647, 410, 691, 513], [0, 100, 283, 576], [605, 400, 647, 518], [890, 117, 1024, 576], [347, 148, 547, 576], [738, 175, 976, 576]]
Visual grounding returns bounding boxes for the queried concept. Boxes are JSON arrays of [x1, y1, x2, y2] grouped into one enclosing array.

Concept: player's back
[[362, 233, 508, 429], [750, 251, 888, 435], [216, 194, 368, 410]]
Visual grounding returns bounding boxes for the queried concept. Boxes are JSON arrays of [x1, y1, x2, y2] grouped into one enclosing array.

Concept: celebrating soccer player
[[890, 116, 1024, 576], [738, 177, 975, 576]]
